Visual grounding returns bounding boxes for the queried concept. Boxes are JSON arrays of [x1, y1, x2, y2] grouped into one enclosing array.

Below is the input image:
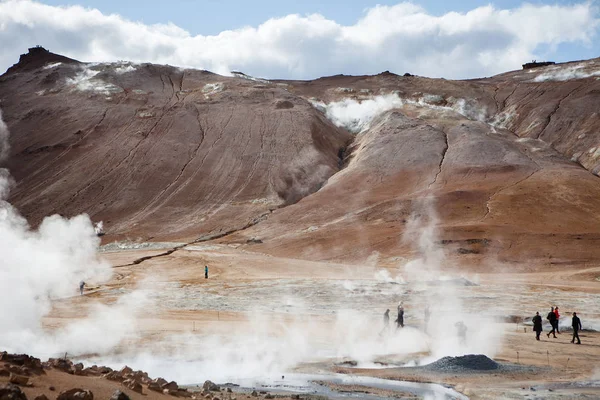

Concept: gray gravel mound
[[425, 354, 499, 372]]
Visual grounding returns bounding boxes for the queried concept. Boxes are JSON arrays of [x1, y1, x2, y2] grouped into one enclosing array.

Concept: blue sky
[[36, 1, 582, 35], [36, 0, 600, 63], [1, 1, 598, 78]]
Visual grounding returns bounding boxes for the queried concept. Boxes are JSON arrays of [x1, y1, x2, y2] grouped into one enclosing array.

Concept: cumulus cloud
[[0, 1, 598, 79]]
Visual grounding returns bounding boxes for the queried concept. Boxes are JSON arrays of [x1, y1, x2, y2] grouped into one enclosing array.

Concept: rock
[[122, 380, 143, 394], [0, 384, 27, 400], [103, 372, 124, 382], [226, 388, 232, 393], [81, 368, 100, 377], [109, 390, 130, 400], [251, 391, 258, 397], [34, 395, 49, 400], [0, 370, 9, 377], [264, 395, 274, 399], [71, 364, 85, 376], [153, 378, 168, 387], [56, 388, 93, 400], [161, 382, 178, 391], [274, 100, 294, 110], [202, 381, 219, 392], [176, 389, 193, 398], [8, 374, 29, 386], [48, 359, 73, 373], [119, 367, 133, 376], [98, 367, 112, 374], [49, 387, 55, 392], [147, 382, 162, 393], [291, 396, 300, 400]]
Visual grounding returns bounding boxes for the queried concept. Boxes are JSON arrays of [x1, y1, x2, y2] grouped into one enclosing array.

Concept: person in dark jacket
[[571, 312, 582, 344], [395, 303, 404, 329], [547, 307, 557, 338], [532, 312, 543, 340], [205, 265, 208, 279]]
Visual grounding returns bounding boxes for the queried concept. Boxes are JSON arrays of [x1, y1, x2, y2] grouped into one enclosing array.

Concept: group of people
[[532, 306, 583, 344], [382, 302, 405, 332]]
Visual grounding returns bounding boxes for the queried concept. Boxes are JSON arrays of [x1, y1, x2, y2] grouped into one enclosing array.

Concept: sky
[[0, 0, 599, 79]]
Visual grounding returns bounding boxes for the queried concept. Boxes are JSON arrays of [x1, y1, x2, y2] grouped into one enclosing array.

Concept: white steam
[[532, 64, 600, 82], [312, 93, 488, 133], [0, 108, 141, 359], [66, 65, 123, 95], [402, 198, 503, 361]]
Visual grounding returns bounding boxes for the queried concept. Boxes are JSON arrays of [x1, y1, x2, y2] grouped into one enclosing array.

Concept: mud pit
[[43, 244, 600, 399]]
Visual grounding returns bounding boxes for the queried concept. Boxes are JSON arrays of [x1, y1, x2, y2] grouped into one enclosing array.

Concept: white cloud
[[0, 1, 598, 79]]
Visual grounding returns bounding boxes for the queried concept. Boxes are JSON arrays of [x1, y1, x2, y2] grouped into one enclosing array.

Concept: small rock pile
[[425, 354, 500, 372]]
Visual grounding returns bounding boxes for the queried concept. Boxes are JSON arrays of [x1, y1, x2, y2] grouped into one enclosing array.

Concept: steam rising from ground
[[0, 109, 143, 358], [532, 64, 600, 82], [311, 93, 488, 133]]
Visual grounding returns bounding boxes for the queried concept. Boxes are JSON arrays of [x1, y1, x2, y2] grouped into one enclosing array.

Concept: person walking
[[79, 280, 85, 296], [205, 265, 208, 279], [532, 312, 543, 340], [424, 305, 431, 333], [395, 303, 404, 329], [571, 312, 582, 344], [547, 307, 557, 338], [554, 306, 561, 334]]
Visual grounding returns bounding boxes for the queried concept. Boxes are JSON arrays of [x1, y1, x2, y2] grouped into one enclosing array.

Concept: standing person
[[554, 306, 561, 334], [205, 265, 208, 279], [532, 312, 543, 341], [395, 303, 404, 329], [79, 280, 85, 296], [547, 307, 557, 338], [455, 321, 467, 345], [424, 305, 431, 333], [571, 312, 582, 344]]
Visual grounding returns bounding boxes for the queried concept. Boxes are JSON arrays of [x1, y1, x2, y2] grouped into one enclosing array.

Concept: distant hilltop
[[522, 60, 556, 70]]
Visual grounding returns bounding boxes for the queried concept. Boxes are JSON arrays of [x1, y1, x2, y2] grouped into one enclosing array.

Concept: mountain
[[2, 47, 600, 268]]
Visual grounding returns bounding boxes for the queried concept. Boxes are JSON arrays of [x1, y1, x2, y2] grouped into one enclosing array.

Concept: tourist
[[79, 280, 85, 296], [571, 312, 582, 344], [554, 306, 561, 334], [547, 307, 557, 338], [532, 312, 543, 340], [395, 303, 404, 329], [205, 265, 209, 279]]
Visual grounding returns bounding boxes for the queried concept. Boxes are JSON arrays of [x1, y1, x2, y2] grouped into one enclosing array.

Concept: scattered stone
[[153, 378, 168, 387], [109, 390, 130, 400], [56, 388, 93, 400], [119, 367, 133, 376], [0, 370, 9, 377], [122, 380, 143, 394], [147, 382, 162, 393], [49, 387, 56, 392], [251, 391, 258, 397], [264, 395, 274, 399], [0, 384, 27, 400], [9, 374, 29, 386], [259, 392, 266, 395], [98, 367, 112, 375], [177, 389, 193, 398], [71, 364, 85, 376], [202, 381, 219, 392], [161, 381, 178, 391], [291, 395, 300, 400], [103, 372, 124, 382], [34, 395, 49, 400], [226, 388, 232, 393]]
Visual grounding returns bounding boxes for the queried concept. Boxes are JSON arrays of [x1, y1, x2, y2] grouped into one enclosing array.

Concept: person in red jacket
[[554, 306, 561, 334]]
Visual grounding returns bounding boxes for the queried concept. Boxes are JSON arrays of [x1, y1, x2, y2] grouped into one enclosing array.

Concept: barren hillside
[[2, 47, 600, 267]]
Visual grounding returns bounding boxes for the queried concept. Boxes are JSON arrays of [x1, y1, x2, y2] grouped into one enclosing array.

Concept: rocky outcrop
[[56, 389, 93, 400], [0, 384, 27, 400]]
